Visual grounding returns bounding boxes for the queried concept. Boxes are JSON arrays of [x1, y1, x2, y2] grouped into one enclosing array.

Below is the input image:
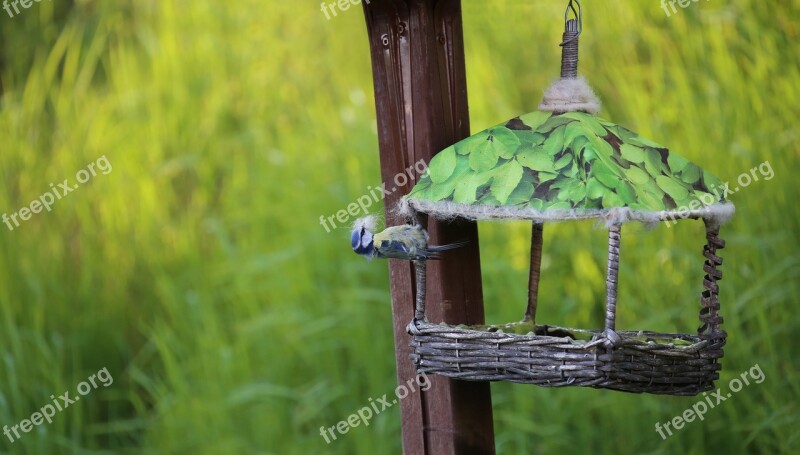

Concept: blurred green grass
[[0, 0, 798, 453]]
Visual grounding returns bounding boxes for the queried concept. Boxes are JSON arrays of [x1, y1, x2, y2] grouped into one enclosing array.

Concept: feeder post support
[[525, 223, 544, 323], [362, 1, 495, 454]]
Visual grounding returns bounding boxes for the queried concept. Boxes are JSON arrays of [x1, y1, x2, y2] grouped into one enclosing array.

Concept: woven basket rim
[[410, 320, 726, 351]]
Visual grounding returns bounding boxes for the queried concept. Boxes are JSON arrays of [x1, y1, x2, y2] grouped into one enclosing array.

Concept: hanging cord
[[559, 0, 582, 78]]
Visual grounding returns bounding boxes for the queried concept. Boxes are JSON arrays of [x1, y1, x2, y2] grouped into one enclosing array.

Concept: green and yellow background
[[0, 0, 797, 453]]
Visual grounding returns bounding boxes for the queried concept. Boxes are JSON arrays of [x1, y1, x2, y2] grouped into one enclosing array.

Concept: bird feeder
[[400, 0, 734, 395]]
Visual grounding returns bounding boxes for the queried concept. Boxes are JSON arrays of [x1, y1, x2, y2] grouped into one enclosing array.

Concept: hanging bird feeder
[[399, 0, 734, 395]]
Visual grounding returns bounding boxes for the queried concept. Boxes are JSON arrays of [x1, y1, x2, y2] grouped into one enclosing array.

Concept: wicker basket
[[402, 2, 730, 396], [407, 222, 726, 396]]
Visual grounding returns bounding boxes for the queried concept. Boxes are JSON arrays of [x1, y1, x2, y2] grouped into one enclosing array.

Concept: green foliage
[[0, 1, 798, 454], [411, 111, 727, 212]]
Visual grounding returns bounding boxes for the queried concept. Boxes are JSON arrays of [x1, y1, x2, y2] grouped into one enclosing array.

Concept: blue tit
[[351, 217, 468, 261]]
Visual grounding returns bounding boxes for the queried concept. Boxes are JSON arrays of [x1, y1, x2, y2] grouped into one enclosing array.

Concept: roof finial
[[540, 0, 600, 115], [559, 0, 581, 78]]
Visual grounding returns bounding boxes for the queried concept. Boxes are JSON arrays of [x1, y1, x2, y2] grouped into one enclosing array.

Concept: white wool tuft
[[395, 197, 413, 220], [352, 215, 378, 232], [538, 76, 601, 115]]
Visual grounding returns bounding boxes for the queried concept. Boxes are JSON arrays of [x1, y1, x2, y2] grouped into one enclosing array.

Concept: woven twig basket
[[403, 5, 729, 396], [407, 222, 726, 396]]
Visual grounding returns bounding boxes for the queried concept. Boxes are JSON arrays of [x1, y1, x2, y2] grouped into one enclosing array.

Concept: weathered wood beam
[[362, 1, 495, 453]]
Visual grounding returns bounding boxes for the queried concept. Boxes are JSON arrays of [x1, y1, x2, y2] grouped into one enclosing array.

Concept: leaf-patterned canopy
[[405, 111, 733, 224]]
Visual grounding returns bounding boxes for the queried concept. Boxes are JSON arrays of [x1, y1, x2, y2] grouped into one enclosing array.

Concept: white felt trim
[[398, 197, 735, 228], [538, 76, 601, 115]]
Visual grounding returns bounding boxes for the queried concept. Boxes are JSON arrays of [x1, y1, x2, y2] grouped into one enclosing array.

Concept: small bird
[[351, 216, 468, 261]]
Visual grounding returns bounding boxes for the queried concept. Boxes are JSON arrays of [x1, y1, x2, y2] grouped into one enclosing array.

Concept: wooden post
[[362, 1, 495, 454]]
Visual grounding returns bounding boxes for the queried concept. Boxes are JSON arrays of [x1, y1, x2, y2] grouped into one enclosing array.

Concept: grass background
[[0, 0, 798, 453]]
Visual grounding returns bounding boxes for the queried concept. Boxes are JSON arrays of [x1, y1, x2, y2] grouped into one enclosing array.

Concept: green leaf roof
[[407, 111, 728, 220]]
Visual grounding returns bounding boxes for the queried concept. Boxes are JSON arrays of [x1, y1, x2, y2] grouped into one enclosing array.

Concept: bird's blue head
[[351, 225, 375, 258]]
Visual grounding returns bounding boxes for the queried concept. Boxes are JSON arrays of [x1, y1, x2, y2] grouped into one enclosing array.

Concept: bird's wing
[[373, 239, 421, 259]]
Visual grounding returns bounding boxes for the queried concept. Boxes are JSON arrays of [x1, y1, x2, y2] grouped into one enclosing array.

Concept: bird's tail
[[425, 240, 469, 259], [428, 240, 469, 252]]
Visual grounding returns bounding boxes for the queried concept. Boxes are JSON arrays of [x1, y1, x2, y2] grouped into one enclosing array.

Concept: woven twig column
[[605, 225, 621, 335], [698, 222, 726, 341], [414, 260, 426, 321]]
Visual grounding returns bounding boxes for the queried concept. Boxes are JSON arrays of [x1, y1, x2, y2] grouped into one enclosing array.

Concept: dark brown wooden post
[[362, 1, 495, 454]]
